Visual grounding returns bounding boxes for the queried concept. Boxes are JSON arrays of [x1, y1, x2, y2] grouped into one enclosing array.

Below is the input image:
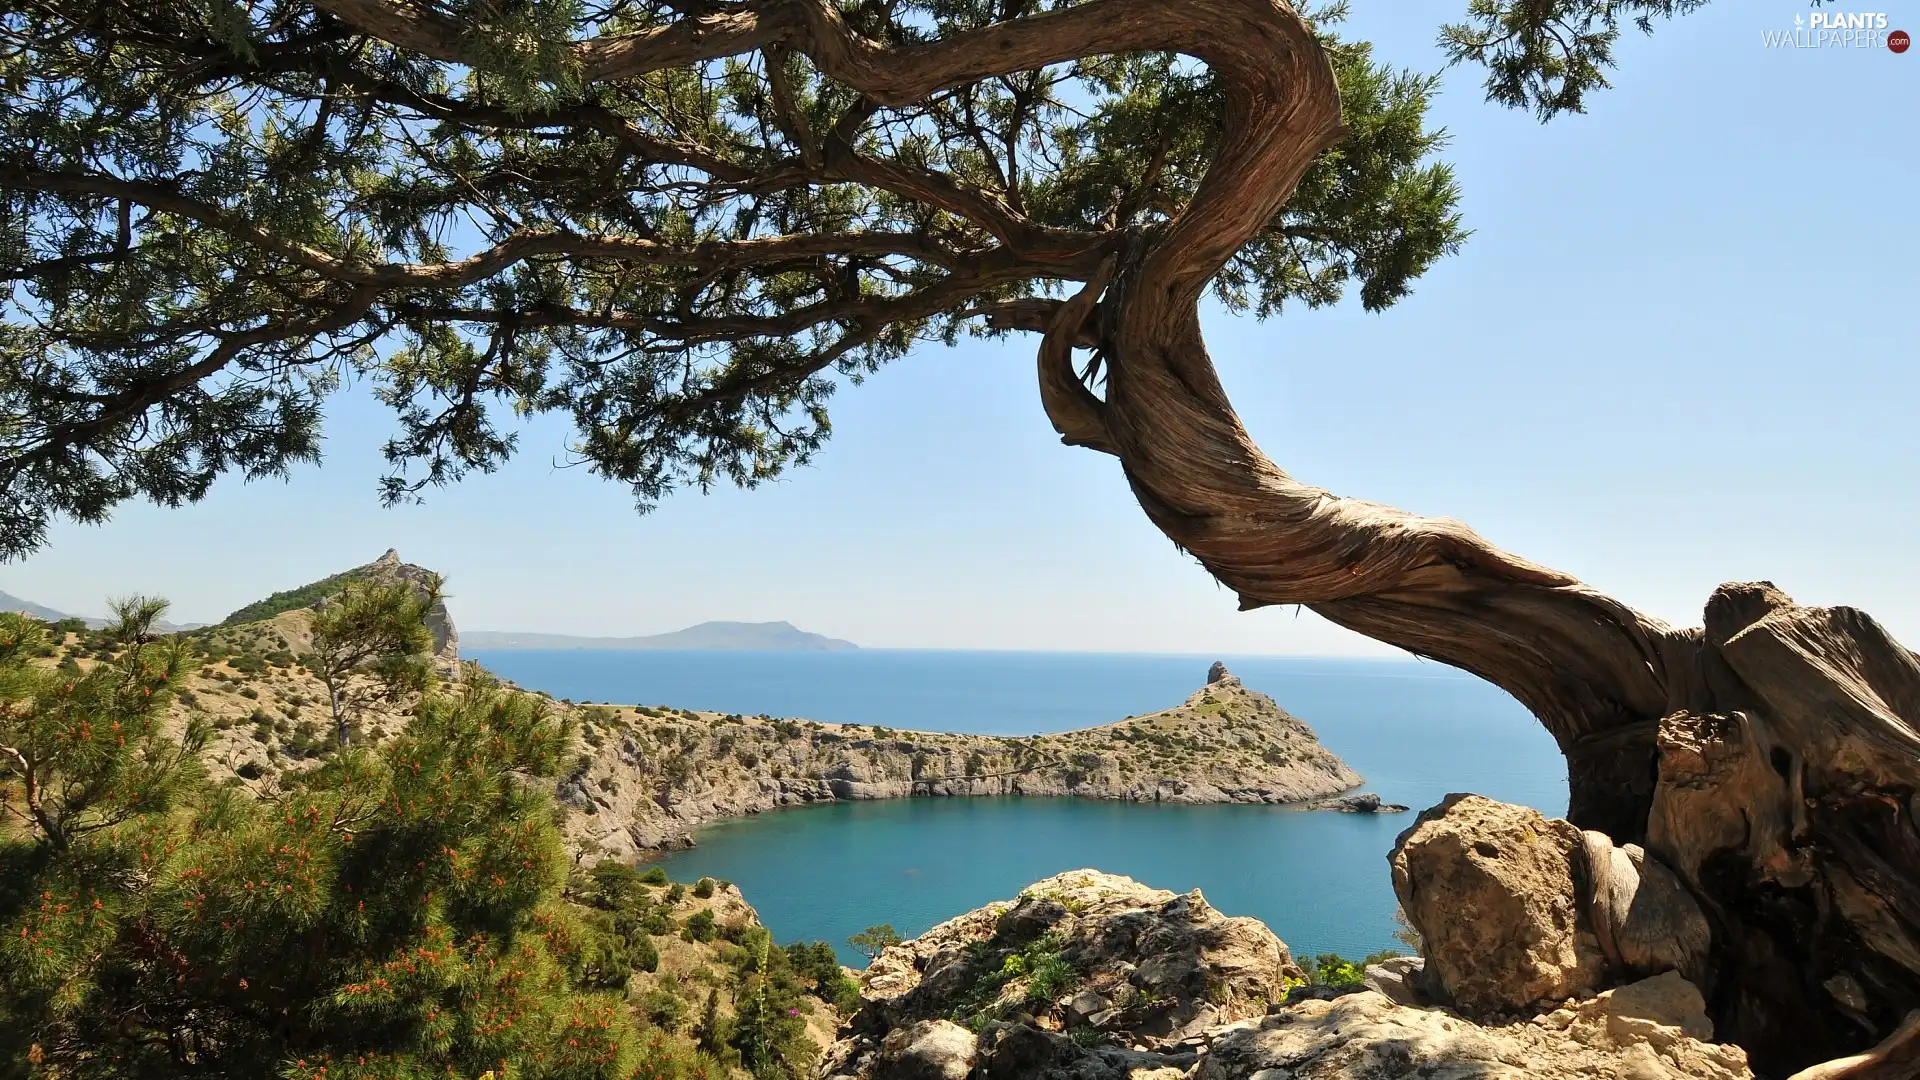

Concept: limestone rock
[[1362, 955, 1427, 1007], [828, 870, 1299, 1080], [1389, 793, 1607, 1014], [873, 1020, 976, 1080], [1596, 970, 1714, 1043], [1311, 791, 1410, 813], [822, 873, 1753, 1080], [1202, 982, 1749, 1080]]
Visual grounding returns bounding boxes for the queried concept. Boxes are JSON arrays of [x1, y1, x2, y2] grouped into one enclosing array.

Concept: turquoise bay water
[[470, 649, 1567, 964]]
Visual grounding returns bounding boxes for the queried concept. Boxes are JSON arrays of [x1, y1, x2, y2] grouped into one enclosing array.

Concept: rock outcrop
[[561, 673, 1367, 857], [1390, 793, 1714, 1018], [1309, 791, 1408, 813], [1389, 793, 1607, 1013], [818, 870, 1753, 1080], [359, 549, 460, 674]]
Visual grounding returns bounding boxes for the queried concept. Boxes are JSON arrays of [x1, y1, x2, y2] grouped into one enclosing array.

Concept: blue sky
[[7, 3, 1915, 655]]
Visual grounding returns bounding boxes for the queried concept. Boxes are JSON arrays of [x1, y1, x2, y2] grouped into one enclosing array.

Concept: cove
[[476, 651, 1582, 966], [658, 796, 1427, 966]]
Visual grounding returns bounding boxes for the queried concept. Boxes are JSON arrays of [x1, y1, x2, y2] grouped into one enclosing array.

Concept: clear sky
[[7, 3, 1915, 655]]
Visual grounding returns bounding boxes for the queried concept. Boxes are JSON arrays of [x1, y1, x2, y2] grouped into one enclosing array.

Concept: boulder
[[1362, 955, 1428, 1007], [1389, 793, 1607, 1014], [1200, 984, 1749, 1080], [873, 1020, 977, 1080]]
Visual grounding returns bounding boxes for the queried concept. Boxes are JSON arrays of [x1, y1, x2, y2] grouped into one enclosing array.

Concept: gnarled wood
[[1788, 1012, 1920, 1080]]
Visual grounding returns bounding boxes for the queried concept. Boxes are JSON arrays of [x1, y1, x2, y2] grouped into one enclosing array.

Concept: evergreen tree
[[846, 925, 901, 962], [307, 578, 441, 746], [0, 606, 672, 1079]]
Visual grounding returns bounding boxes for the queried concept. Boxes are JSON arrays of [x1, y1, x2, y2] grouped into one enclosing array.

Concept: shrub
[[640, 865, 670, 886], [1306, 952, 1367, 988], [634, 933, 661, 973], [692, 876, 716, 899], [683, 908, 717, 943], [1023, 952, 1077, 1005], [640, 988, 688, 1032]]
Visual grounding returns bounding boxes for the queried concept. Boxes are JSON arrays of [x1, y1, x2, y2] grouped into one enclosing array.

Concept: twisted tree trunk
[[1021, 10, 1920, 1075]]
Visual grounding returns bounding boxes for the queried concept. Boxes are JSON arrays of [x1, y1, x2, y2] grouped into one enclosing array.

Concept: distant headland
[[463, 620, 858, 651]]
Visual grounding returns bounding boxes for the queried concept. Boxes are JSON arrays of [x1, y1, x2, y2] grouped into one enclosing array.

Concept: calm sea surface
[[470, 649, 1568, 964]]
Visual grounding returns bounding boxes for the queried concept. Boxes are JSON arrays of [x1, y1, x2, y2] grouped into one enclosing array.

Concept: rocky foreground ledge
[[818, 868, 1752, 1080], [817, 792, 1920, 1079], [560, 667, 1370, 857]]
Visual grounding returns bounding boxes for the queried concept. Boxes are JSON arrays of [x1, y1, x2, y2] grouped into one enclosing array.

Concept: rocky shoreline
[[554, 667, 1374, 858]]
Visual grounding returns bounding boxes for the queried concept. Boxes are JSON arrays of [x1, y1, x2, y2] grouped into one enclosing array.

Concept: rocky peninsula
[[552, 665, 1367, 857]]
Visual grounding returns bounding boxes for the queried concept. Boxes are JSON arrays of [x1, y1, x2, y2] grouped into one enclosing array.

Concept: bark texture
[[1009, 5, 1920, 1073]]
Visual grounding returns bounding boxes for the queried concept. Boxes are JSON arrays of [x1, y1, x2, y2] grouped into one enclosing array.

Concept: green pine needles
[[0, 595, 816, 1078], [0, 0, 1709, 560]]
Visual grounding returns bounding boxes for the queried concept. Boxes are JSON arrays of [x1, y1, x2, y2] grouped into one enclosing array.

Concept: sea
[[468, 649, 1568, 966]]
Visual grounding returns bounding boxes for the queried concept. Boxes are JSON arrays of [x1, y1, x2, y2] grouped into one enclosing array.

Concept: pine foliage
[[0, 597, 830, 1079], [0, 0, 1712, 558]]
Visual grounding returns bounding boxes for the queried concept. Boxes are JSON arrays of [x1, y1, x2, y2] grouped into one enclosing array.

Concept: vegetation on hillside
[[0, 595, 847, 1079], [218, 569, 364, 628]]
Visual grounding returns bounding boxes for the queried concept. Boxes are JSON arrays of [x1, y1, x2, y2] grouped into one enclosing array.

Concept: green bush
[[683, 908, 717, 943], [1305, 951, 1391, 989], [693, 876, 716, 899], [641, 865, 670, 886], [640, 988, 689, 1032]]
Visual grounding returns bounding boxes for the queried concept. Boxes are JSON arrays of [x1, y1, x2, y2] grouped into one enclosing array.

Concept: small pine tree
[[847, 924, 903, 962], [306, 577, 441, 746]]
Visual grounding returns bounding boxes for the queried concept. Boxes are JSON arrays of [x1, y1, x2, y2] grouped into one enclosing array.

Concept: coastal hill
[[30, 555, 1363, 859], [463, 620, 857, 651]]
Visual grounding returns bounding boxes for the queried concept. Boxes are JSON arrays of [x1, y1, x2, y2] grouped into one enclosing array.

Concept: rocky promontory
[[555, 666, 1366, 857]]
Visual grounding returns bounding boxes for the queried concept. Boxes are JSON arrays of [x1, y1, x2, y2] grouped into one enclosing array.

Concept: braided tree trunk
[[1021, 9, 1920, 1075]]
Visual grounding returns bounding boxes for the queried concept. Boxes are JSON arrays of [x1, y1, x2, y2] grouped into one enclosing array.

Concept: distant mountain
[[0, 590, 90, 625], [0, 590, 205, 632], [464, 621, 858, 652]]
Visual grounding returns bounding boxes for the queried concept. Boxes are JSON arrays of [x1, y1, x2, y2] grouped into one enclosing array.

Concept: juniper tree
[[307, 577, 441, 746], [4, 0, 1917, 1069]]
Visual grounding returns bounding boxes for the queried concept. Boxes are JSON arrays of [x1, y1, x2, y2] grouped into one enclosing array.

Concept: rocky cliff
[[816, 870, 1754, 1080], [555, 668, 1367, 857]]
